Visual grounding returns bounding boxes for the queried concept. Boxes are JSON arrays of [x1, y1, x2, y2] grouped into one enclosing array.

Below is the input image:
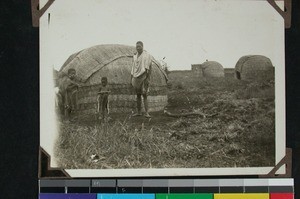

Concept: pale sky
[[40, 0, 284, 71]]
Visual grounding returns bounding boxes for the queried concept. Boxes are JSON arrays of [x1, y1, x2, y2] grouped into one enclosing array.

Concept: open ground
[[55, 73, 275, 169]]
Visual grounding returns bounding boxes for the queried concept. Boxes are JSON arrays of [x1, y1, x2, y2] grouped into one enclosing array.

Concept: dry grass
[[55, 74, 275, 169]]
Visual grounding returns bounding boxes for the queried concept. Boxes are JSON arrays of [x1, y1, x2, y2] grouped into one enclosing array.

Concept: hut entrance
[[236, 71, 241, 80]]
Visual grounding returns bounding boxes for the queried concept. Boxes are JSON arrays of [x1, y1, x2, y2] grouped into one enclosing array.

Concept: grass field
[[55, 73, 275, 169]]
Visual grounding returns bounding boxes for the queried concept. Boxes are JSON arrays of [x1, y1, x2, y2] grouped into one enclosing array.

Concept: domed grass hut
[[58, 44, 168, 115], [201, 61, 225, 77], [235, 55, 274, 81]]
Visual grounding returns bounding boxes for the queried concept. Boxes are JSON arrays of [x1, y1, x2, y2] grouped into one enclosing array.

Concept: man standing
[[131, 41, 152, 118]]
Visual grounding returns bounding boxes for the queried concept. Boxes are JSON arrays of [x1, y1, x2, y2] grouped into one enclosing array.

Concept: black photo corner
[[0, 0, 299, 198]]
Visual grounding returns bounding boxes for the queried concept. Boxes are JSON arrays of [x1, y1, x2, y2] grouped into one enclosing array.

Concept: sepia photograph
[[40, 0, 285, 177]]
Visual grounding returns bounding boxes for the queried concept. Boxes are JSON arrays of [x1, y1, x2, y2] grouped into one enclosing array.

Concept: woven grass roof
[[59, 44, 136, 81], [59, 44, 167, 83], [202, 61, 223, 69], [201, 61, 224, 77], [235, 55, 273, 73]]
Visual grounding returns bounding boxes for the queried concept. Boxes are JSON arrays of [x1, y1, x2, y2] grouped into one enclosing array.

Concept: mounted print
[[39, 0, 286, 177]]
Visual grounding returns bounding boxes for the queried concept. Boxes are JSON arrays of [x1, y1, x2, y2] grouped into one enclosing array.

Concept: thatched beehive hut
[[58, 44, 168, 115], [235, 55, 274, 81], [201, 61, 225, 77]]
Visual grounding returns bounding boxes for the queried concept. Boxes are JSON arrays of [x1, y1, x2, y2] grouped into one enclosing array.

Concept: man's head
[[68, 68, 76, 80], [136, 41, 143, 54], [101, 77, 108, 86]]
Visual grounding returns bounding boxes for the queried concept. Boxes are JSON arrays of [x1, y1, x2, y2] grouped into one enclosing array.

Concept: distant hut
[[58, 44, 168, 115], [191, 64, 203, 77], [201, 61, 225, 77], [235, 55, 274, 81]]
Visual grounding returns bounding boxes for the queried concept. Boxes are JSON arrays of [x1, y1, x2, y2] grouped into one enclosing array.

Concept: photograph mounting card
[[40, 0, 285, 177]]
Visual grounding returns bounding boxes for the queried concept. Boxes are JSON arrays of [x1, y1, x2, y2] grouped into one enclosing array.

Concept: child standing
[[97, 77, 110, 121], [58, 68, 81, 118]]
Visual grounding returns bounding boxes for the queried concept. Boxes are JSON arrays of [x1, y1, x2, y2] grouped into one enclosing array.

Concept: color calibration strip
[[39, 179, 294, 199]]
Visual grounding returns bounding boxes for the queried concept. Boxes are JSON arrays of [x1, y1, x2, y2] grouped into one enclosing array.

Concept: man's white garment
[[131, 51, 152, 78]]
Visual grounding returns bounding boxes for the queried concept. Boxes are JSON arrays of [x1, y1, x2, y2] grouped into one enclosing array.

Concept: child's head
[[68, 68, 76, 80], [101, 77, 108, 86]]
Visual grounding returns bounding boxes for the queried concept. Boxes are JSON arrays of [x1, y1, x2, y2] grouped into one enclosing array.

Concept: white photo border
[[40, 0, 286, 177]]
